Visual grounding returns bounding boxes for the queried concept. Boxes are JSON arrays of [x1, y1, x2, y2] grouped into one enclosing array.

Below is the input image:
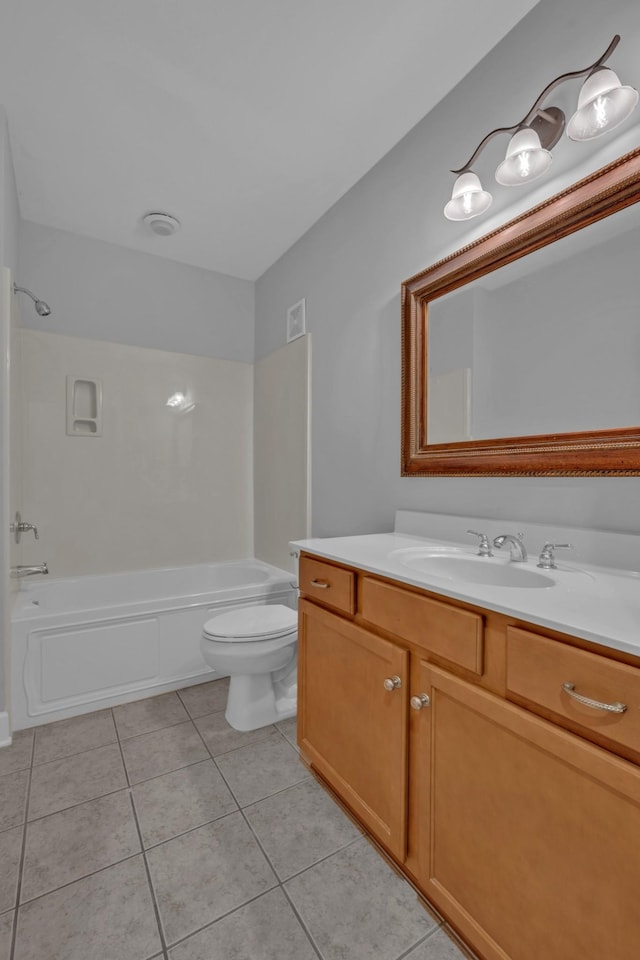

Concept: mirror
[[401, 146, 640, 476]]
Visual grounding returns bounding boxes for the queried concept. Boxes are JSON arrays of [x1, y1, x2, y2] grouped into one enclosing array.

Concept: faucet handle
[[9, 512, 39, 542], [537, 542, 573, 570], [467, 530, 493, 557]]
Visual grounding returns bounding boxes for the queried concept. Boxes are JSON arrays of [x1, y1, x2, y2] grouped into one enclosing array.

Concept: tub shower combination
[[11, 560, 296, 730]]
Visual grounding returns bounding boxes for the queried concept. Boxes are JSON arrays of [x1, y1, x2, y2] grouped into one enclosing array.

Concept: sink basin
[[398, 554, 555, 588]]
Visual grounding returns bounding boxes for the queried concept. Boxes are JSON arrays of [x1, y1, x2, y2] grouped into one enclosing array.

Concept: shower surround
[[19, 329, 254, 576]]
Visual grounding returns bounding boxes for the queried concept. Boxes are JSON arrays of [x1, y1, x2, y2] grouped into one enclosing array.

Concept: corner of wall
[[253, 334, 310, 573]]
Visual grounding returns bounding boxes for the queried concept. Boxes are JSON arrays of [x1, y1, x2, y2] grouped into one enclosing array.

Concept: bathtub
[[11, 559, 296, 730]]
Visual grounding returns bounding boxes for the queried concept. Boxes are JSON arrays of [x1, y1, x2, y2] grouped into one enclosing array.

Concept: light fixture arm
[[451, 35, 620, 174]]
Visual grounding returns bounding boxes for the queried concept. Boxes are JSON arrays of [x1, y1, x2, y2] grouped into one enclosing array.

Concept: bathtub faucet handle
[[9, 512, 39, 543]]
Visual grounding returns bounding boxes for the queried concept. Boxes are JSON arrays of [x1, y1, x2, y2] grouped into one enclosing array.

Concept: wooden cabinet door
[[298, 599, 409, 860], [411, 660, 640, 960]]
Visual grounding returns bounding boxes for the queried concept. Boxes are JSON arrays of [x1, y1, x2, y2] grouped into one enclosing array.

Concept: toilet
[[200, 603, 298, 732]]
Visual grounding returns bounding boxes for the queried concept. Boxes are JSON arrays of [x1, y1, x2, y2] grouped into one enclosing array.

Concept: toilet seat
[[203, 603, 297, 643]]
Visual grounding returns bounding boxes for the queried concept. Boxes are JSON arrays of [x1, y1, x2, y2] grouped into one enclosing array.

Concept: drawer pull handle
[[561, 682, 627, 714], [310, 579, 330, 589], [410, 694, 430, 710], [383, 676, 402, 692]]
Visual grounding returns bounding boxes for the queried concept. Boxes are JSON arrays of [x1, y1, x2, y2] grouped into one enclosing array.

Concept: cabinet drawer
[[506, 626, 640, 757], [299, 555, 356, 615], [360, 577, 483, 675]]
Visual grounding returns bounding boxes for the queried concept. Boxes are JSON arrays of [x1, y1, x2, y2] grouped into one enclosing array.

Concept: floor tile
[[245, 778, 360, 879], [21, 790, 140, 902], [275, 716, 298, 751], [0, 730, 34, 777], [0, 912, 13, 960], [14, 855, 161, 960], [215, 731, 309, 807], [285, 838, 437, 960], [147, 812, 277, 945], [178, 679, 229, 719], [33, 710, 116, 765], [0, 769, 29, 830], [133, 759, 237, 847], [194, 711, 275, 757], [168, 887, 316, 960], [121, 721, 208, 785], [114, 692, 189, 740], [0, 827, 23, 913], [28, 743, 126, 820], [404, 928, 470, 959]]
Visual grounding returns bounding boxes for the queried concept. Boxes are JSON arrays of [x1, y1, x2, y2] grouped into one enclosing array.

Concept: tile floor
[[0, 679, 470, 960]]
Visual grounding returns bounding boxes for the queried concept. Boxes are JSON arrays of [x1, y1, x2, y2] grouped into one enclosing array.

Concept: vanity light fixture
[[443, 172, 493, 221], [444, 34, 638, 221]]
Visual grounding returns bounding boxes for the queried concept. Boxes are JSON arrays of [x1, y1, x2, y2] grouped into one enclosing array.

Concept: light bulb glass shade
[[444, 172, 493, 221], [495, 128, 552, 186], [567, 68, 639, 141]]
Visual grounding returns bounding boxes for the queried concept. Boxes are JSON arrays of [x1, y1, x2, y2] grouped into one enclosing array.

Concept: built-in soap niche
[[66, 376, 103, 437]]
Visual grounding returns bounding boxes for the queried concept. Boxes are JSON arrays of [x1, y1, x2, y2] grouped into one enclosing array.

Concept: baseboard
[[0, 711, 11, 747]]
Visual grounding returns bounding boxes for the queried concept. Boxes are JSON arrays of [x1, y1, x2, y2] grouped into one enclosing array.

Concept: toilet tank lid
[[203, 603, 297, 639]]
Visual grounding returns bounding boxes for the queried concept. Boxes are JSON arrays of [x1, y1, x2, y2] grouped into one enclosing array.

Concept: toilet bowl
[[200, 603, 298, 732]]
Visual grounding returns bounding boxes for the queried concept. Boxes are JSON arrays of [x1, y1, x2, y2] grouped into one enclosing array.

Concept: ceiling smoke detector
[[142, 212, 181, 236]]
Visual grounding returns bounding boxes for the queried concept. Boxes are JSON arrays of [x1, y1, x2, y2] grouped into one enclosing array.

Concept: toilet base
[[225, 660, 297, 732]]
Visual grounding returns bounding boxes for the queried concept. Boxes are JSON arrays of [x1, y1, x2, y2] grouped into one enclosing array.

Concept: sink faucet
[[10, 562, 49, 578], [493, 534, 527, 562]]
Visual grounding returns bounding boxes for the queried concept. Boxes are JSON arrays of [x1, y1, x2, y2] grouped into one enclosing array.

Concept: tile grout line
[[162, 885, 281, 954], [113, 708, 170, 960], [27, 737, 121, 774], [11, 689, 325, 959], [279, 884, 325, 960], [186, 712, 325, 956], [394, 925, 445, 960], [236, 802, 325, 960], [17, 850, 143, 908], [9, 732, 35, 960], [191, 718, 328, 960], [25, 782, 134, 825]]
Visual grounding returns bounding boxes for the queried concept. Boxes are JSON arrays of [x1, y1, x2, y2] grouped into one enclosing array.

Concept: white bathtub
[[11, 560, 296, 730]]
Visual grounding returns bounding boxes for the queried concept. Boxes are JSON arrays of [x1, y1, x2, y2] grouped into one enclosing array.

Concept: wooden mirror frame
[[401, 146, 640, 476]]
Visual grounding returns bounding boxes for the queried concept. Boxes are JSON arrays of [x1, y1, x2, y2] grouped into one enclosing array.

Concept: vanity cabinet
[[298, 598, 408, 860], [297, 552, 640, 960], [411, 661, 640, 960]]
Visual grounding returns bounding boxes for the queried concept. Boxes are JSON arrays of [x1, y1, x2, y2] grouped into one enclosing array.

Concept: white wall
[[255, 0, 640, 538], [21, 330, 253, 577], [19, 221, 255, 362], [254, 336, 310, 573], [0, 107, 20, 729]]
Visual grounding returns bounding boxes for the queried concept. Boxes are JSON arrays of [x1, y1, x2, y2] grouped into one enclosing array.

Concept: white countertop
[[291, 531, 640, 658]]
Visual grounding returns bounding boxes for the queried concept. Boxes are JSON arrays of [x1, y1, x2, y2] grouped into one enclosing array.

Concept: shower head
[[13, 283, 51, 317]]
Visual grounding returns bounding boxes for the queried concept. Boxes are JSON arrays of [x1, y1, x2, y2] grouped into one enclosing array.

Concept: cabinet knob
[[383, 676, 402, 692], [310, 579, 329, 589], [410, 694, 430, 710]]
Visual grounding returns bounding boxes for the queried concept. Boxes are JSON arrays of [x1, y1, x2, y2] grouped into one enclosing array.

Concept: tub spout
[[10, 562, 49, 578]]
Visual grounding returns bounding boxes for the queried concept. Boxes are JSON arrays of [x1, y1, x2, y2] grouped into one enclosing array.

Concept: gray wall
[[0, 107, 20, 717], [19, 221, 255, 362], [472, 224, 640, 439], [255, 0, 640, 538], [0, 111, 18, 272]]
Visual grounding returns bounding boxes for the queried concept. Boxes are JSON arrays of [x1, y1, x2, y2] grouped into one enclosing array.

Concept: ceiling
[[0, 1, 539, 280]]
